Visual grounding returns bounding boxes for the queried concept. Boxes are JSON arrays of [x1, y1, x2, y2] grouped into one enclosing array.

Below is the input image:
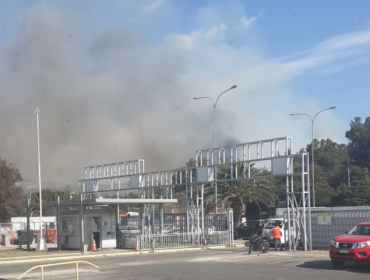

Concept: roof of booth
[[32, 198, 178, 207], [87, 198, 178, 205]]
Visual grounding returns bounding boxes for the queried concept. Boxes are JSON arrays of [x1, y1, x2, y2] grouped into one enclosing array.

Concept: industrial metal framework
[[78, 159, 212, 249], [26, 137, 311, 251], [195, 136, 312, 251]]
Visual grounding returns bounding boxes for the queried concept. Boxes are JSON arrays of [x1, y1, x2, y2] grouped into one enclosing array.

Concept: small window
[[61, 217, 76, 235]]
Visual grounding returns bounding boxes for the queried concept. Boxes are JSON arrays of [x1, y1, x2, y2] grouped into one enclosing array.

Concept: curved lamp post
[[193, 85, 238, 214], [290, 106, 336, 207]]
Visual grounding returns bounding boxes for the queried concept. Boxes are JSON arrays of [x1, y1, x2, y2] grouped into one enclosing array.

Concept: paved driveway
[[1, 246, 366, 280]]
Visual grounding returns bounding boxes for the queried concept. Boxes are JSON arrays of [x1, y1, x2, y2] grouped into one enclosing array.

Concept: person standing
[[271, 223, 283, 251]]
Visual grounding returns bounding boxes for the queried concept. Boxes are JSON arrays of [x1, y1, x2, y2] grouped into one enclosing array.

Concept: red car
[[330, 222, 370, 268]]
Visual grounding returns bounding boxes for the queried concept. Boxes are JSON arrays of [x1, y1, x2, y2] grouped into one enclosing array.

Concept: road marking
[[1, 268, 99, 280], [265, 256, 327, 265]]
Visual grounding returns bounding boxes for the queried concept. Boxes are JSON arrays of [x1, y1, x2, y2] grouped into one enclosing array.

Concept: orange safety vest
[[271, 226, 281, 239]]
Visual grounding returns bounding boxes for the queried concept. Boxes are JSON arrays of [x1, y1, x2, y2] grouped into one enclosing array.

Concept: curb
[[0, 245, 228, 265], [0, 245, 326, 265]]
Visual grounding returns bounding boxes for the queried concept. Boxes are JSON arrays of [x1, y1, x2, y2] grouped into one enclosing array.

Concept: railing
[[18, 260, 100, 280], [136, 231, 230, 251], [116, 213, 231, 249]]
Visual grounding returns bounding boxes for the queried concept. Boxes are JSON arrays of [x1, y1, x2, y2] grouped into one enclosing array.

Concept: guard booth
[[60, 207, 117, 250], [58, 197, 177, 250]]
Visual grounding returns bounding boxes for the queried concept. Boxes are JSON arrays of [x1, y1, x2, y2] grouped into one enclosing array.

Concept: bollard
[[202, 236, 207, 250], [151, 238, 155, 252]]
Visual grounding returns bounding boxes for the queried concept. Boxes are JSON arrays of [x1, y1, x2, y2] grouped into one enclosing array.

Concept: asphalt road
[[1, 247, 369, 280]]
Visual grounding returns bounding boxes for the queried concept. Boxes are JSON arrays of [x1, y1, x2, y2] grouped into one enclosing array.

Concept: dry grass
[[0, 248, 78, 259]]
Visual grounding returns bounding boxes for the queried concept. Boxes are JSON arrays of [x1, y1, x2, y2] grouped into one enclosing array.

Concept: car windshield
[[347, 225, 370, 235], [264, 220, 282, 229]]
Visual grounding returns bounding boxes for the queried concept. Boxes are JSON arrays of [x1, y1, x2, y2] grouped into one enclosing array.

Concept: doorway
[[92, 217, 101, 249]]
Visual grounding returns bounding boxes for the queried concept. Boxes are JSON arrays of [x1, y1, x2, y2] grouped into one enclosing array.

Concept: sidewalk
[[0, 242, 59, 251], [0, 241, 245, 265], [0, 245, 141, 265]]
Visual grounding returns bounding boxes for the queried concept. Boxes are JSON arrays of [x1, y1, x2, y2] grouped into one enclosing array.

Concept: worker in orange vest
[[271, 223, 283, 251]]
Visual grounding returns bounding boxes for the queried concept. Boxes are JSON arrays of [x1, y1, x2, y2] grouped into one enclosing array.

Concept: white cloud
[[282, 29, 370, 76], [318, 30, 370, 51], [165, 23, 227, 51], [142, 0, 164, 14], [237, 16, 256, 28]]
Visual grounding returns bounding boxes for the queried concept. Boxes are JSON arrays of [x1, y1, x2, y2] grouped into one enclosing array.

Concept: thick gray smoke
[[0, 5, 229, 189]]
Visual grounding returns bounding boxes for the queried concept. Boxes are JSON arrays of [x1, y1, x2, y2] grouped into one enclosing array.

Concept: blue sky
[[0, 0, 369, 187]]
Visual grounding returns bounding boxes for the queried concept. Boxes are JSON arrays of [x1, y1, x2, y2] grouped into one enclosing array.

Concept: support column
[[228, 209, 234, 247], [79, 193, 84, 251], [201, 184, 205, 239], [286, 173, 292, 251], [116, 204, 120, 249], [152, 188, 155, 234], [56, 196, 60, 251], [185, 170, 189, 234], [306, 153, 312, 251], [26, 198, 30, 251], [139, 204, 144, 235], [160, 203, 163, 234], [196, 184, 200, 236], [160, 203, 163, 248]]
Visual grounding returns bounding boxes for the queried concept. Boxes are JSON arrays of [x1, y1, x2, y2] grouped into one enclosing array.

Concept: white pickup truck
[[262, 218, 300, 246]]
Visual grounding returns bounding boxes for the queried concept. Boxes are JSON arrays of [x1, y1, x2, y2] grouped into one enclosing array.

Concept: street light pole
[[290, 106, 336, 207], [35, 107, 47, 251], [193, 85, 238, 214]]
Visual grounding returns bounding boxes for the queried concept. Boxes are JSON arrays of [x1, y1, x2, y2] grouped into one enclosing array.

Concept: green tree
[[314, 139, 348, 189], [205, 163, 276, 225], [315, 183, 336, 207], [302, 138, 353, 206], [0, 158, 23, 220], [313, 165, 337, 206], [335, 185, 370, 206], [346, 117, 370, 170], [31, 189, 72, 216]]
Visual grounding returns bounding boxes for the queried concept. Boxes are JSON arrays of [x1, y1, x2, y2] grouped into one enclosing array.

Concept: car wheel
[[331, 260, 345, 269], [234, 232, 238, 240], [260, 245, 267, 253], [261, 241, 270, 253]]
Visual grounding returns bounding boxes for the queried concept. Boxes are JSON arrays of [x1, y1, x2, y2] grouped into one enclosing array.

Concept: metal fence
[[311, 206, 370, 249], [117, 213, 232, 250], [136, 231, 230, 251], [153, 213, 229, 234]]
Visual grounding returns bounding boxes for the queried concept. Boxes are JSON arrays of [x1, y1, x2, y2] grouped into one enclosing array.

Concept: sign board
[[130, 175, 143, 188], [317, 212, 332, 225], [85, 179, 97, 192], [271, 157, 292, 176], [196, 167, 214, 183]]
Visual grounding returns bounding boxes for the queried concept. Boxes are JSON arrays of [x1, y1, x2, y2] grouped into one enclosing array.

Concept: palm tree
[[205, 163, 276, 225]]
